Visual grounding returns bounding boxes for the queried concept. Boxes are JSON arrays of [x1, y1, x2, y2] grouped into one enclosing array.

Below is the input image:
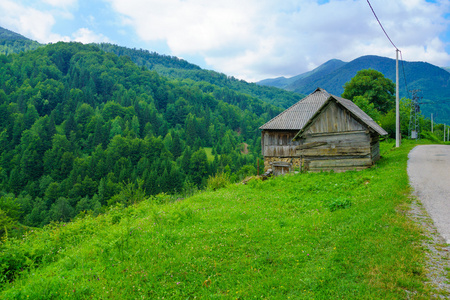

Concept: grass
[[0, 140, 438, 299]]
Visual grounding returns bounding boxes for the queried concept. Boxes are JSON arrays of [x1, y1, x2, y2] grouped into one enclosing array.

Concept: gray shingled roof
[[259, 88, 388, 136]]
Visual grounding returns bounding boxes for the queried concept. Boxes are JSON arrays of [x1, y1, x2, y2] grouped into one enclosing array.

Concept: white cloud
[[0, 0, 107, 45], [0, 0, 70, 42], [107, 0, 450, 81], [108, 0, 261, 53], [72, 27, 110, 43]]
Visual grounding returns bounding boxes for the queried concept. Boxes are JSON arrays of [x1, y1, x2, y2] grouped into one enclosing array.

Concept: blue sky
[[1, 0, 449, 81]]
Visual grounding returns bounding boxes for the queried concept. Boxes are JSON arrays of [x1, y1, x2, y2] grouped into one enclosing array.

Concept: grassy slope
[[0, 141, 437, 299]]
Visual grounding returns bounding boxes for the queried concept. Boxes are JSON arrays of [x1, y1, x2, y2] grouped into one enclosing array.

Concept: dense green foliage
[[0, 26, 41, 56], [95, 43, 304, 109], [259, 55, 450, 124], [340, 69, 442, 141], [342, 69, 395, 114], [0, 42, 282, 230], [340, 69, 396, 137], [0, 141, 441, 298], [95, 43, 201, 71]]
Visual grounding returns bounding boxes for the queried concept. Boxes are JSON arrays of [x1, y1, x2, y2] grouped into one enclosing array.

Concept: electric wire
[[399, 52, 410, 99], [366, 0, 398, 50], [366, 0, 411, 99]]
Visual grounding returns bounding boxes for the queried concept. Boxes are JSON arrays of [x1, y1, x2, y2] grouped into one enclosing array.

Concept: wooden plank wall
[[370, 134, 381, 161], [305, 101, 365, 134], [261, 130, 300, 157], [296, 131, 374, 172]]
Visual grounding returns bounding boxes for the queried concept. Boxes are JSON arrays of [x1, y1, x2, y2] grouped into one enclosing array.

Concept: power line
[[366, 0, 410, 98], [366, 0, 398, 50], [399, 52, 410, 99]]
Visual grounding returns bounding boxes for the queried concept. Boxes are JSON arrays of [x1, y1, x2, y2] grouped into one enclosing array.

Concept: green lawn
[[0, 140, 440, 299]]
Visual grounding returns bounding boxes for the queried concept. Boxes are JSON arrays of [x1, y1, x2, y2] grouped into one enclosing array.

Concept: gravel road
[[408, 145, 450, 244]]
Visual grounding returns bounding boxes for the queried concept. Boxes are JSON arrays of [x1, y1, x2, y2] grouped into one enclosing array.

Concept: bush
[[206, 172, 230, 191], [420, 131, 441, 143], [237, 164, 257, 180]]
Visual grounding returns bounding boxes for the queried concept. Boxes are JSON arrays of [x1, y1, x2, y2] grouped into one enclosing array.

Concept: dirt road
[[408, 145, 450, 244]]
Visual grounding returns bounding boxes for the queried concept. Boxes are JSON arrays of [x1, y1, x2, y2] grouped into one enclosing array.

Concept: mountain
[[0, 26, 30, 41], [258, 55, 450, 124], [0, 26, 41, 55], [95, 43, 304, 109], [257, 59, 346, 89], [444, 67, 450, 73], [0, 26, 303, 110]]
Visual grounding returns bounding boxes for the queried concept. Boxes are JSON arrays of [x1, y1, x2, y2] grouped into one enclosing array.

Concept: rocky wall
[[264, 157, 303, 172]]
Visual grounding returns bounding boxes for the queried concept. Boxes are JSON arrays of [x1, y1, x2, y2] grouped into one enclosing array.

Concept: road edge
[[407, 145, 450, 297]]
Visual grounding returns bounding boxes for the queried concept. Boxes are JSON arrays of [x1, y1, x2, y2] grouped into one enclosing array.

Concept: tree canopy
[[342, 69, 395, 114]]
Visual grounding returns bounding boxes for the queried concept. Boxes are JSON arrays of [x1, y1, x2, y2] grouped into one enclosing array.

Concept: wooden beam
[[295, 141, 328, 150], [302, 154, 371, 160], [308, 157, 373, 168], [297, 146, 371, 156], [302, 130, 367, 138]]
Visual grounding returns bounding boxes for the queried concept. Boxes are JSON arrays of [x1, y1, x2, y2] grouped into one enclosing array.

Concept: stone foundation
[[264, 157, 303, 172]]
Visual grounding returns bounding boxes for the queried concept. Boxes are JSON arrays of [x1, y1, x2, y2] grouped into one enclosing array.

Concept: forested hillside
[[95, 43, 304, 109], [0, 26, 41, 56], [0, 42, 281, 230]]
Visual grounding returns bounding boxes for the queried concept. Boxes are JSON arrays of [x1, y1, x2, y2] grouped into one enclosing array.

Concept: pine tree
[[171, 132, 183, 158], [189, 148, 208, 188], [24, 104, 39, 129]]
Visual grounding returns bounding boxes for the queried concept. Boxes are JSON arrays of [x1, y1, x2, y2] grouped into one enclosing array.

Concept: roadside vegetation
[[0, 140, 444, 299]]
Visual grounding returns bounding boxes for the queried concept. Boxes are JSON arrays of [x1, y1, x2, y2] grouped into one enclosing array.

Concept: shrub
[[206, 172, 230, 191], [420, 131, 441, 143]]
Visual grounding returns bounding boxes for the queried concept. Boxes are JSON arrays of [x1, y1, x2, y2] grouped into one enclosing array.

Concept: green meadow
[[0, 141, 442, 299]]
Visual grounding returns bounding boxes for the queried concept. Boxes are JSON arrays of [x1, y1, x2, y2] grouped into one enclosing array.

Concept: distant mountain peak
[[0, 26, 32, 41], [256, 58, 346, 90], [0, 26, 41, 56]]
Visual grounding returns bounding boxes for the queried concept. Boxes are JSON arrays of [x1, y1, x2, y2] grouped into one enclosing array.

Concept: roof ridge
[[259, 88, 330, 130], [259, 87, 387, 136], [328, 95, 388, 135]]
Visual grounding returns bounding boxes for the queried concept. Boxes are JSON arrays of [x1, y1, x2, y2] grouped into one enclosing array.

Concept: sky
[[1, 0, 450, 82]]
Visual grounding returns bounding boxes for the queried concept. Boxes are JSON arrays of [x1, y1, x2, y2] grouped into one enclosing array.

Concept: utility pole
[[431, 113, 433, 133], [396, 49, 400, 147], [409, 90, 422, 139]]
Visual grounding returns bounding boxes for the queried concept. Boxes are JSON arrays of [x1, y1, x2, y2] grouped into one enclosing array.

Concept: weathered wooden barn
[[259, 88, 388, 173]]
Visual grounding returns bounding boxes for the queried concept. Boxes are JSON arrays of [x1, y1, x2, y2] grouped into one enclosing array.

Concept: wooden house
[[259, 88, 388, 173]]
